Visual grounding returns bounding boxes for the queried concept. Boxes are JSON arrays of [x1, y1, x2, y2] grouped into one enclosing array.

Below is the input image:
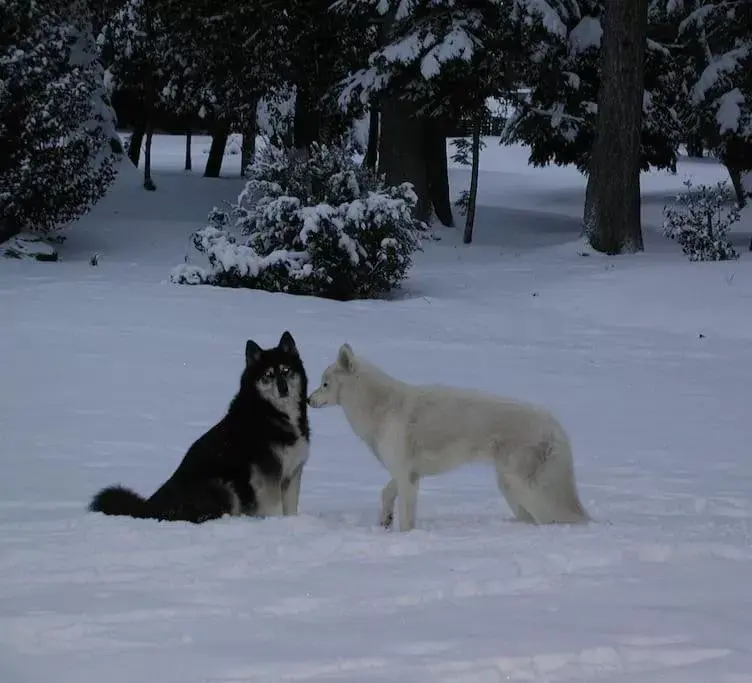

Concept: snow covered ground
[[1, 135, 751, 683]]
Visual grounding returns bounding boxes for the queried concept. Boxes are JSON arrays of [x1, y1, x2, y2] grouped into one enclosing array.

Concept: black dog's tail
[[89, 485, 154, 519]]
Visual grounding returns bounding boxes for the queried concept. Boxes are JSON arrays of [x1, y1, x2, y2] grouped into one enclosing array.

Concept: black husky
[[89, 331, 310, 523]]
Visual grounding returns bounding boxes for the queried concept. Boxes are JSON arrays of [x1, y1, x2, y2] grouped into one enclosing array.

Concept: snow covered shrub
[[0, 0, 121, 241], [171, 142, 426, 300], [662, 179, 740, 261]]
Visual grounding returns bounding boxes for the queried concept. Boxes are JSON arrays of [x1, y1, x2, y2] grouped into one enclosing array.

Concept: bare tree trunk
[[726, 165, 747, 208], [204, 121, 229, 178], [463, 113, 482, 244], [0, 216, 20, 243], [240, 97, 259, 177], [425, 117, 453, 227], [143, 124, 156, 190], [128, 121, 145, 166], [721, 138, 752, 208], [379, 94, 430, 223], [687, 133, 703, 158], [583, 0, 649, 254], [141, 0, 156, 190], [184, 129, 192, 171], [292, 88, 321, 159], [364, 98, 379, 171]]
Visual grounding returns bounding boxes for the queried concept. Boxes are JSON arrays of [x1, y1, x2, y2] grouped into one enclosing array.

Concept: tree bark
[[686, 133, 703, 158], [364, 98, 379, 171], [583, 0, 649, 254], [379, 94, 431, 223], [127, 121, 145, 166], [142, 0, 156, 190], [204, 121, 229, 178], [143, 124, 156, 190], [240, 97, 259, 177], [0, 217, 20, 243], [293, 88, 321, 158], [463, 113, 482, 244], [185, 129, 192, 171], [720, 138, 752, 208], [425, 117, 453, 227], [726, 165, 747, 208]]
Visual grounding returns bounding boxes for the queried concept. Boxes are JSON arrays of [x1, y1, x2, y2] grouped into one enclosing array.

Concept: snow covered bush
[[0, 0, 121, 241], [171, 142, 427, 300], [662, 179, 740, 261]]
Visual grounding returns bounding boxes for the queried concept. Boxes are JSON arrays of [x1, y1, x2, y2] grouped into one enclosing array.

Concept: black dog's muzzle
[[276, 374, 289, 397]]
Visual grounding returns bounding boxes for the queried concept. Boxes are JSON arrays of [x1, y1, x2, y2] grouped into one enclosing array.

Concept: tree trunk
[[143, 124, 156, 190], [364, 99, 379, 171], [583, 0, 649, 254], [425, 117, 454, 227], [721, 138, 752, 208], [142, 0, 156, 190], [127, 121, 145, 166], [184, 129, 192, 171], [687, 133, 703, 158], [293, 88, 321, 158], [0, 217, 20, 243], [204, 121, 229, 178], [463, 113, 482, 244], [240, 98, 259, 177], [726, 165, 747, 208], [379, 94, 431, 223]]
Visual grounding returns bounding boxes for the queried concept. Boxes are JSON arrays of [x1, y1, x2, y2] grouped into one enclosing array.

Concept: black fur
[[89, 331, 310, 524]]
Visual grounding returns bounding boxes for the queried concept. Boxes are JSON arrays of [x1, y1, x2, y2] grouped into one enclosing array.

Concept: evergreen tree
[[502, 0, 681, 174], [671, 0, 752, 206], [0, 0, 121, 242], [584, 0, 650, 254]]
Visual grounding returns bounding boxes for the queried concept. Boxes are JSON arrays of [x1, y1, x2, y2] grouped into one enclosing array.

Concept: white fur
[[308, 344, 590, 532]]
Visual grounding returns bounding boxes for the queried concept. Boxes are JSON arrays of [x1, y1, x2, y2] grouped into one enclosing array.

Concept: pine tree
[[501, 0, 681, 175], [583, 0, 650, 254], [672, 0, 752, 207], [1, 0, 121, 242], [336, 0, 509, 226]]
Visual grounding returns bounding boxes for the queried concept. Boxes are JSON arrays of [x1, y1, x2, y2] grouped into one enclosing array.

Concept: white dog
[[308, 344, 590, 532]]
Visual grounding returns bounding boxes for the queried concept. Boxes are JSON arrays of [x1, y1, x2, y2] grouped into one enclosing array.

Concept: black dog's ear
[[278, 330, 298, 355], [245, 340, 263, 366]]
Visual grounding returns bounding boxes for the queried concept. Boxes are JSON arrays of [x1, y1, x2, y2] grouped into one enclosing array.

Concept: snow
[[691, 46, 750, 104], [568, 16, 602, 55], [2, 134, 752, 682], [716, 87, 744, 133]]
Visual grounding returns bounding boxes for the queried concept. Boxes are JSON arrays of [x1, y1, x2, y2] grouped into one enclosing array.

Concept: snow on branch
[[691, 46, 750, 104], [513, 0, 569, 38]]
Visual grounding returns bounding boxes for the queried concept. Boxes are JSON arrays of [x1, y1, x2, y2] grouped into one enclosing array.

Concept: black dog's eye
[[263, 368, 275, 380], [279, 365, 291, 376]]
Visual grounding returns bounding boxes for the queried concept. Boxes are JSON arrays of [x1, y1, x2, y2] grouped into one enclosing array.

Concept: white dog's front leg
[[282, 465, 303, 516], [396, 473, 420, 532], [380, 478, 398, 528]]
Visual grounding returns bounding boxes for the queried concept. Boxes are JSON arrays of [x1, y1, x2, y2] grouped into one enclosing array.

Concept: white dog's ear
[[337, 343, 355, 372]]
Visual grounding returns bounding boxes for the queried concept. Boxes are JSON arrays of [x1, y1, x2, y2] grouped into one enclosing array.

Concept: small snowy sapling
[[662, 179, 740, 262], [171, 141, 427, 300]]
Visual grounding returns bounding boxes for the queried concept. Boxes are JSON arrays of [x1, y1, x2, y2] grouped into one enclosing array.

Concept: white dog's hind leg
[[494, 465, 535, 523], [396, 472, 420, 532], [499, 444, 590, 525], [380, 478, 398, 528]]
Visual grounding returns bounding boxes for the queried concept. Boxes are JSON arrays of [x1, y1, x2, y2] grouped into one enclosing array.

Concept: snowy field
[[2, 135, 752, 683]]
